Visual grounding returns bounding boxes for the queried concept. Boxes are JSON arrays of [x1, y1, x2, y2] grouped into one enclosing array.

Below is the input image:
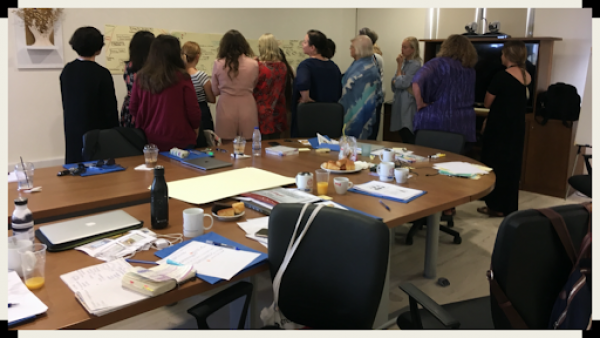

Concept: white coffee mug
[[333, 177, 354, 195], [378, 149, 395, 163], [377, 162, 395, 182], [183, 208, 214, 237], [296, 172, 314, 192], [395, 167, 410, 184], [8, 237, 33, 277]]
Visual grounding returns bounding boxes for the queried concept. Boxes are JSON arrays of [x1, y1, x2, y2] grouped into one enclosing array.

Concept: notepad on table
[[265, 146, 299, 156], [8, 271, 48, 327], [349, 181, 426, 203]]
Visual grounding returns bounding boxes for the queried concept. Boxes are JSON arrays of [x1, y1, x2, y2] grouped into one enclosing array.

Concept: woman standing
[[253, 33, 288, 139], [60, 26, 119, 164], [478, 41, 531, 217], [339, 35, 383, 139], [358, 27, 384, 140], [129, 35, 201, 151], [182, 41, 216, 131], [120, 30, 155, 128], [411, 34, 478, 143], [390, 37, 422, 144], [291, 30, 342, 137], [212, 30, 259, 140]]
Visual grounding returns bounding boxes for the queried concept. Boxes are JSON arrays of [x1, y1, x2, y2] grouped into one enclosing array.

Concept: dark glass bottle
[[151, 165, 169, 229]]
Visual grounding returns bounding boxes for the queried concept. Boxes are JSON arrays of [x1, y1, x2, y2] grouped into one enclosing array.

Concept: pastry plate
[[320, 164, 362, 174], [212, 211, 245, 222]]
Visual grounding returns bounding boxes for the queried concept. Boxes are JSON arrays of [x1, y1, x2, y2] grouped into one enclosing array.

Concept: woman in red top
[[129, 35, 201, 151], [253, 33, 288, 139]]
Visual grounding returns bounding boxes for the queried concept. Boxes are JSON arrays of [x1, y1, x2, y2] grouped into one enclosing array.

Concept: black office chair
[[396, 203, 591, 329], [296, 102, 344, 138], [82, 127, 147, 161], [568, 154, 592, 198], [187, 203, 390, 329], [403, 129, 465, 245]]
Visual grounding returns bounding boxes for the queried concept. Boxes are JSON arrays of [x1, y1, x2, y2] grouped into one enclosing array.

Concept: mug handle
[[203, 214, 214, 230], [348, 182, 354, 189]]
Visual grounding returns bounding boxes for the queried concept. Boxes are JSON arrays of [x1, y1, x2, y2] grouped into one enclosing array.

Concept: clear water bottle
[[151, 165, 169, 229], [12, 197, 34, 242], [252, 127, 262, 156]]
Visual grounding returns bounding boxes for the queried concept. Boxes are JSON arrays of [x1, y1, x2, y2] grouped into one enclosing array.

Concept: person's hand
[[396, 53, 404, 65], [298, 97, 315, 103], [481, 118, 487, 134]]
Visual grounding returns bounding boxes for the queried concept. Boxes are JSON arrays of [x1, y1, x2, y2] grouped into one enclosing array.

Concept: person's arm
[[484, 72, 502, 108], [483, 92, 496, 108], [101, 70, 119, 128], [183, 79, 202, 130], [295, 62, 314, 103], [211, 61, 221, 96], [394, 61, 420, 90], [129, 82, 140, 126], [204, 80, 216, 103], [413, 82, 427, 110]]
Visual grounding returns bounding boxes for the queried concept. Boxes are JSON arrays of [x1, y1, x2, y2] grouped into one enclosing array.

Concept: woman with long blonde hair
[[253, 33, 288, 139]]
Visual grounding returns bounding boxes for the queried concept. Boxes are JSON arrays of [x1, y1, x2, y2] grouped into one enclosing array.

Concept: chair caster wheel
[[453, 237, 462, 244], [405, 237, 413, 245]]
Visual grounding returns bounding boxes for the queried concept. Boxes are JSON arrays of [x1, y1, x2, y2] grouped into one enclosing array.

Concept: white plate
[[320, 164, 362, 174], [212, 211, 245, 222]]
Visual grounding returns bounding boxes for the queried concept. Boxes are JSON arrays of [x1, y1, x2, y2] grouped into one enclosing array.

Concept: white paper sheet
[[7, 271, 48, 324], [433, 162, 492, 175], [237, 217, 269, 235], [8, 171, 18, 183], [315, 201, 349, 210], [60, 258, 132, 293], [352, 181, 424, 201], [162, 167, 296, 205], [162, 241, 260, 280], [245, 235, 268, 248]]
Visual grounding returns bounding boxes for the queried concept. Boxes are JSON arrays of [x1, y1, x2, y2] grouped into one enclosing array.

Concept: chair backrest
[[414, 129, 465, 154], [490, 204, 590, 329], [297, 103, 344, 138], [268, 204, 389, 329], [583, 154, 592, 176], [82, 127, 147, 161]]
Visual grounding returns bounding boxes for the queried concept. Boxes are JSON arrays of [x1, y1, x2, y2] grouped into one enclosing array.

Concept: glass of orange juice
[[315, 169, 329, 195], [19, 243, 47, 290]]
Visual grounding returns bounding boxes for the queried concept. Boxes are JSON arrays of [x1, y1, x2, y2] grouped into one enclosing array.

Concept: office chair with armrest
[[186, 203, 390, 329], [82, 127, 147, 161], [568, 154, 591, 198], [403, 129, 465, 245], [296, 102, 344, 138], [396, 203, 591, 329]]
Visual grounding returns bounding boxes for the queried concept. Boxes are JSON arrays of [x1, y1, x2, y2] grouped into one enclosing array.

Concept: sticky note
[[298, 148, 311, 152], [318, 195, 333, 200], [315, 148, 330, 153]]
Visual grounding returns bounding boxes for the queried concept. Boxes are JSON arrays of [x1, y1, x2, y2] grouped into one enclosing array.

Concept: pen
[[206, 240, 239, 250], [8, 303, 18, 308], [126, 259, 159, 265], [215, 148, 228, 153], [379, 200, 391, 212], [166, 259, 184, 266]]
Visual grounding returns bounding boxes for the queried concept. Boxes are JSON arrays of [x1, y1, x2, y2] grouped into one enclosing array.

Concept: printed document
[[352, 181, 424, 201]]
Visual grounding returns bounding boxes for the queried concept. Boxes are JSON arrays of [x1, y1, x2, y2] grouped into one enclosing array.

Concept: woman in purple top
[[411, 34, 478, 143]]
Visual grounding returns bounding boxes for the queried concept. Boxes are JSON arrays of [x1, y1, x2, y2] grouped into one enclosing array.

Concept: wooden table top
[[8, 139, 495, 229], [12, 198, 269, 330]]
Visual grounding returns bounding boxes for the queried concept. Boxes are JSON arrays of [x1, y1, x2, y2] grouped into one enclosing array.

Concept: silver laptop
[[38, 210, 142, 245], [181, 157, 233, 170]]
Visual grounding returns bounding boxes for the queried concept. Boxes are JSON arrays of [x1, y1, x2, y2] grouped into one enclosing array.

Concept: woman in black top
[[478, 41, 531, 217], [60, 26, 118, 164]]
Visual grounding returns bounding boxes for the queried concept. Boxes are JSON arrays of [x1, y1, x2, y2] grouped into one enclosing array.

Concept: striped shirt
[[190, 70, 210, 102]]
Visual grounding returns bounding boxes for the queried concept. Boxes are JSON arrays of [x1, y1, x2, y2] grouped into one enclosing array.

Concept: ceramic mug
[[395, 167, 410, 184], [333, 177, 354, 195], [377, 162, 395, 182], [183, 208, 214, 238], [378, 149, 395, 163], [296, 172, 314, 193]]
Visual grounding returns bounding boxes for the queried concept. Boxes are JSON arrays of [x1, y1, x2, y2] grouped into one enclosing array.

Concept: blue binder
[[159, 151, 212, 162], [63, 161, 125, 176], [154, 232, 268, 284], [308, 136, 340, 152], [348, 187, 427, 204]]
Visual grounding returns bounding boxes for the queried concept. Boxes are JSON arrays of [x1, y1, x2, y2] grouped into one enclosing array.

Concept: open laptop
[[36, 210, 143, 251], [181, 157, 233, 170]]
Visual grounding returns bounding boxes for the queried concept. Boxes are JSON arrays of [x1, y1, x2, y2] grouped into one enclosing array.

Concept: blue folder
[[154, 232, 268, 284], [308, 136, 340, 152], [348, 187, 427, 204], [159, 151, 212, 162], [63, 161, 125, 177]]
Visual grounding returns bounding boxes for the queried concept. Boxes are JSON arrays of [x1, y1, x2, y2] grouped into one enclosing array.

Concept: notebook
[[8, 271, 48, 327], [181, 157, 233, 170], [35, 210, 143, 251]]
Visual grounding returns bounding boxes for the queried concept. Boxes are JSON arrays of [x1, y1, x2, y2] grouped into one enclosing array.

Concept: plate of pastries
[[320, 158, 361, 173], [212, 202, 245, 221]]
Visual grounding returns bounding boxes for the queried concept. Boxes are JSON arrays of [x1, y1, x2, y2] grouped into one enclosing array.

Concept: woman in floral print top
[[253, 33, 288, 139], [120, 31, 155, 127]]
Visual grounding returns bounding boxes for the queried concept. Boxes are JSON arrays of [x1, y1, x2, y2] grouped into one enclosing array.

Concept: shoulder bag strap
[[487, 267, 529, 329], [273, 203, 326, 306], [537, 208, 577, 265]]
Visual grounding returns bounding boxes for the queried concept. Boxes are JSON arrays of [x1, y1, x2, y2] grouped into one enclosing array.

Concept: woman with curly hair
[[212, 29, 259, 140]]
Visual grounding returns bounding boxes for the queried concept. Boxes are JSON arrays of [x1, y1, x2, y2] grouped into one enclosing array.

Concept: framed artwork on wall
[[12, 8, 65, 69]]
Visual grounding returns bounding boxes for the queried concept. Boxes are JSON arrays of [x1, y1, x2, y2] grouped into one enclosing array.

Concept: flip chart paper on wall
[[104, 24, 169, 74], [159, 167, 296, 205]]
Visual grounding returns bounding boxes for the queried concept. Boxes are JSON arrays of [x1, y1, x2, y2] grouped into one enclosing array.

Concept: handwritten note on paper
[[104, 25, 169, 74], [279, 39, 307, 72], [60, 258, 133, 293], [171, 31, 223, 75], [164, 241, 260, 280]]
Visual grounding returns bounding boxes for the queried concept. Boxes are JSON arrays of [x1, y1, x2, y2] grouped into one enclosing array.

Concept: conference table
[[8, 139, 495, 329]]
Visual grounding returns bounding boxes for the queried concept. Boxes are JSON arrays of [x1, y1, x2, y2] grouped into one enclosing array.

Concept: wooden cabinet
[[382, 101, 403, 143]]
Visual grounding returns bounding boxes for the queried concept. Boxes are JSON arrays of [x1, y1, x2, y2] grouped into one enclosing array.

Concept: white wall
[[7, 8, 357, 168]]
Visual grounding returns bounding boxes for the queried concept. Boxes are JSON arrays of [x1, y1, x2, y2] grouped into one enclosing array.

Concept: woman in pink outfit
[[212, 30, 259, 140]]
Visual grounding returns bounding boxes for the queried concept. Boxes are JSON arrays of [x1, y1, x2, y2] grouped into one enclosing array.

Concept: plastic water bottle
[[252, 127, 262, 156], [12, 197, 34, 242]]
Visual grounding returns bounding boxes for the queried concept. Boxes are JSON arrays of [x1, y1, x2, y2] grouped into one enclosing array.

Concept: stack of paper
[[60, 259, 149, 316], [122, 264, 196, 297], [8, 271, 48, 327], [237, 217, 270, 248], [159, 241, 261, 281], [349, 181, 426, 203], [433, 162, 493, 177], [238, 188, 321, 209], [265, 146, 299, 156]]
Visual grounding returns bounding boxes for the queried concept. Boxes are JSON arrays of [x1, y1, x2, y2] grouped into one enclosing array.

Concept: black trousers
[[399, 128, 415, 144]]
